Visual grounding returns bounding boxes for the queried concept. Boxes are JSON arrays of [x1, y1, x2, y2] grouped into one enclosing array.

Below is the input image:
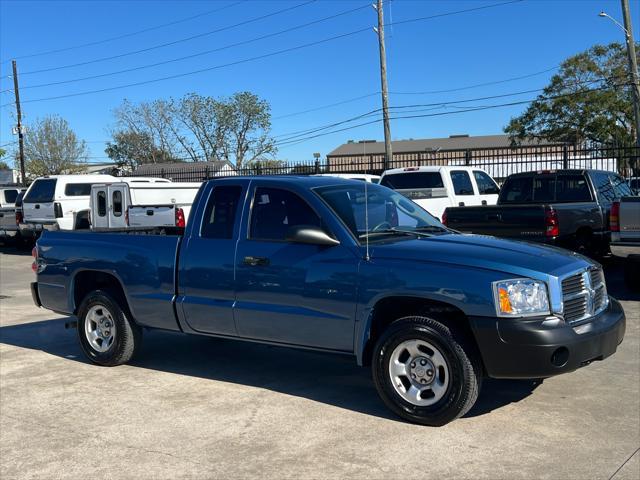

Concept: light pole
[[599, 4, 640, 148]]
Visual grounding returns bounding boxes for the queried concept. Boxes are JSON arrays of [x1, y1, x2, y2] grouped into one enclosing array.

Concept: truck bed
[[36, 230, 182, 331]]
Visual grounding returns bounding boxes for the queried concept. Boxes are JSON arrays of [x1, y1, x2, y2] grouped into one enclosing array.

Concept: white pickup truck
[[610, 196, 640, 291], [379, 166, 500, 221], [0, 186, 26, 244]]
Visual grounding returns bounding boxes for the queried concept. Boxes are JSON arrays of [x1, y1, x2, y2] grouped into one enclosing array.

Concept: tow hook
[[65, 320, 78, 329]]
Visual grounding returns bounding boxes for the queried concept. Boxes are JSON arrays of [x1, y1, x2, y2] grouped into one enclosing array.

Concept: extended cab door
[[472, 170, 500, 206], [108, 185, 127, 228], [177, 181, 247, 336], [91, 186, 109, 229], [233, 183, 358, 351]]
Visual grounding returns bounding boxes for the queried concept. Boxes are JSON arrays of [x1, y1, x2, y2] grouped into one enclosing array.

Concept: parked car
[[610, 196, 640, 291], [380, 166, 500, 221], [32, 176, 625, 426], [443, 169, 635, 256], [0, 186, 26, 244], [89, 180, 200, 229], [19, 175, 169, 238], [314, 173, 380, 183]]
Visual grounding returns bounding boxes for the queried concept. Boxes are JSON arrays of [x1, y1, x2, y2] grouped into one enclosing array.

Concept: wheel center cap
[[411, 357, 435, 384]]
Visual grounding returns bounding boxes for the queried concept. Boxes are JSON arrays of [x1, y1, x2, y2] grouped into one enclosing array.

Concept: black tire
[[77, 290, 142, 366], [372, 316, 481, 426]]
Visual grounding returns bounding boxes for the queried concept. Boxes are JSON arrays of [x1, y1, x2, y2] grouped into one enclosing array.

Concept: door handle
[[243, 256, 270, 267]]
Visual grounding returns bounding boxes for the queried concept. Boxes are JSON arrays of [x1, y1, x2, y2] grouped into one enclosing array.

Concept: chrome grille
[[561, 267, 608, 324]]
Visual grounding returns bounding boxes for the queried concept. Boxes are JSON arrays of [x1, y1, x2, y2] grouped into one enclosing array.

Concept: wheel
[[77, 290, 142, 366], [372, 316, 481, 426]]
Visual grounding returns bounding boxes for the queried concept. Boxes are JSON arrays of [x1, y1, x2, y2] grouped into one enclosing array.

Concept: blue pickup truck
[[32, 176, 626, 426]]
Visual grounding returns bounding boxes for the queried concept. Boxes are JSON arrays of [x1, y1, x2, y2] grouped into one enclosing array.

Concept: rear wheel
[[372, 316, 481, 426], [77, 290, 141, 366]]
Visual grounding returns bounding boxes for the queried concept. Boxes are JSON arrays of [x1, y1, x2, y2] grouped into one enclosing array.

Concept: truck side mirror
[[285, 225, 340, 246]]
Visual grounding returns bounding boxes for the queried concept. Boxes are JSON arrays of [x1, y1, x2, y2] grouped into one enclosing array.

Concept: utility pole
[[620, 0, 640, 148], [11, 60, 26, 186], [375, 0, 393, 171]]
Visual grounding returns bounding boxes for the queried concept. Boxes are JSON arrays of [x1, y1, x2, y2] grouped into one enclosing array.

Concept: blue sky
[[1, 0, 638, 164]]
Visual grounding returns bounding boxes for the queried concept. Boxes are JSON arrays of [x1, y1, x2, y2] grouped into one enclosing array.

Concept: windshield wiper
[[413, 225, 450, 233], [359, 228, 420, 239]]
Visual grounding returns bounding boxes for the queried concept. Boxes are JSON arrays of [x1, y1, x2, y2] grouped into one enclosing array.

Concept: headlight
[[493, 279, 550, 317]]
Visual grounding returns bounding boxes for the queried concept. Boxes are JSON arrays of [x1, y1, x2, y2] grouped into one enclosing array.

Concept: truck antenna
[[364, 141, 370, 261]]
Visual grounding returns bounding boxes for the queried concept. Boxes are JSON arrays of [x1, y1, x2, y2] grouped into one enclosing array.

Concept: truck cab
[[379, 166, 499, 221]]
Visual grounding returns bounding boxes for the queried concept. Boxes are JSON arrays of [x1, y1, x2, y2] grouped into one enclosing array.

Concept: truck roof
[[205, 175, 367, 187]]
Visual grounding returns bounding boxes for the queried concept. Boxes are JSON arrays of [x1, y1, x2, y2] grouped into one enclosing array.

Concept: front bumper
[[470, 297, 626, 379]]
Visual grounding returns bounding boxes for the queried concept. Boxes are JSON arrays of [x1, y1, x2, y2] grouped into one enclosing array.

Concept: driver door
[[234, 185, 358, 351]]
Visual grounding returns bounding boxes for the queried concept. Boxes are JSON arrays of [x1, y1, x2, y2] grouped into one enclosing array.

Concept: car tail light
[[54, 202, 63, 218], [31, 246, 38, 273], [610, 201, 620, 232], [441, 209, 448, 226], [545, 207, 559, 237], [175, 207, 185, 228], [16, 210, 23, 225]]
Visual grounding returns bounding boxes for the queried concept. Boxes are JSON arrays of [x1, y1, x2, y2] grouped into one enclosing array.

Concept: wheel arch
[[71, 269, 133, 320], [357, 295, 482, 369]]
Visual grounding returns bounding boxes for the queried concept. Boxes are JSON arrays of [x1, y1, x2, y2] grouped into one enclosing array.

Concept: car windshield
[[314, 182, 451, 241]]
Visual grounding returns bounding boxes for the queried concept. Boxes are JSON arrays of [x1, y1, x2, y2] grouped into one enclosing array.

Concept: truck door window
[[609, 174, 633, 198], [450, 171, 474, 195], [250, 187, 322, 241], [201, 186, 242, 239], [112, 190, 123, 217], [97, 191, 107, 217], [473, 171, 500, 194], [591, 172, 616, 202]]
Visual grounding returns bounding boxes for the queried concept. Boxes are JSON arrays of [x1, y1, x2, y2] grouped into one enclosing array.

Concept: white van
[[90, 181, 201, 229], [0, 186, 26, 242], [379, 166, 500, 221]]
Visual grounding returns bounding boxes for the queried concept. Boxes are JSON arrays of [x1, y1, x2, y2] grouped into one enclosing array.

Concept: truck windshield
[[314, 183, 450, 241], [24, 179, 57, 203]]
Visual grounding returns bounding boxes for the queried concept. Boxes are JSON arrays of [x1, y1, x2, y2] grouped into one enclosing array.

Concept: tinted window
[[532, 175, 556, 202], [250, 187, 322, 241], [555, 175, 592, 202], [473, 171, 500, 195], [97, 191, 106, 217], [630, 179, 640, 191], [24, 179, 57, 203], [380, 172, 444, 189], [3, 189, 18, 204], [591, 172, 616, 202], [450, 171, 474, 195], [112, 190, 122, 217], [64, 183, 92, 196], [500, 176, 532, 203], [609, 174, 633, 198], [201, 186, 242, 239]]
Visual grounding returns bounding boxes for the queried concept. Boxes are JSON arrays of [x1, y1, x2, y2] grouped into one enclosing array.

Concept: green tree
[[242, 158, 286, 175], [505, 42, 638, 145], [105, 130, 175, 171], [22, 116, 88, 177], [0, 148, 8, 170]]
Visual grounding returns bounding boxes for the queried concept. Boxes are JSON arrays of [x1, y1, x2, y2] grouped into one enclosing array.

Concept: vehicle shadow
[[602, 258, 640, 302], [0, 317, 538, 423], [0, 243, 33, 255]]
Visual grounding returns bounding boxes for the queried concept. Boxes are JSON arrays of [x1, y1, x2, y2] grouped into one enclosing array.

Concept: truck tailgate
[[445, 204, 548, 238]]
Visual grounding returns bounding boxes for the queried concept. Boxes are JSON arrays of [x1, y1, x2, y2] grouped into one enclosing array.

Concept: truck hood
[[367, 233, 594, 280]]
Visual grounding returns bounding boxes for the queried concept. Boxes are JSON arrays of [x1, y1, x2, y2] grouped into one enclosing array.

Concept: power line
[[0, 1, 245, 65], [273, 93, 380, 120], [20, 3, 371, 90], [273, 82, 630, 147], [17, 1, 316, 76], [0, 0, 528, 107]]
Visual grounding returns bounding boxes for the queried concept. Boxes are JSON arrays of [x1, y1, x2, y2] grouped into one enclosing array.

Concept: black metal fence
[[120, 143, 640, 183]]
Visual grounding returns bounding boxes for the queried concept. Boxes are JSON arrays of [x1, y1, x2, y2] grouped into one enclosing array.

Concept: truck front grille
[[561, 268, 608, 324]]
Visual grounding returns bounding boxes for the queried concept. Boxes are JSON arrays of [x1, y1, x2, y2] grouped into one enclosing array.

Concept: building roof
[[133, 160, 233, 176], [327, 134, 558, 156]]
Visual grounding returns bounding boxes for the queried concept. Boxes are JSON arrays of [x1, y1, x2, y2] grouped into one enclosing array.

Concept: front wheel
[[372, 316, 481, 426], [77, 290, 142, 366]]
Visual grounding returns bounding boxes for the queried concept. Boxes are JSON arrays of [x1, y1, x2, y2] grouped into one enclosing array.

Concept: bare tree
[[22, 115, 88, 177]]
